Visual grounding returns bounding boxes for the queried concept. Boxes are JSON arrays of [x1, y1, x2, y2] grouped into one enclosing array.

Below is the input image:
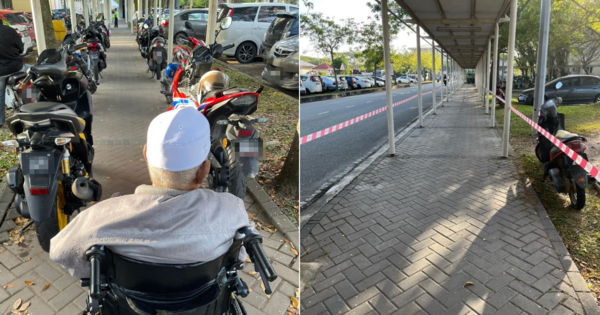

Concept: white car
[[397, 76, 411, 84], [216, 3, 298, 64], [301, 75, 322, 94], [353, 76, 372, 88]]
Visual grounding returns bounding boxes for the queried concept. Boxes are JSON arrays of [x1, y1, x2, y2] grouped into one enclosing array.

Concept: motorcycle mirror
[[555, 81, 563, 90], [220, 16, 232, 30], [184, 21, 193, 30]]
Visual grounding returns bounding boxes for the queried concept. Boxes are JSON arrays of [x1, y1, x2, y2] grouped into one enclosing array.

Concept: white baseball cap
[[146, 107, 210, 172]]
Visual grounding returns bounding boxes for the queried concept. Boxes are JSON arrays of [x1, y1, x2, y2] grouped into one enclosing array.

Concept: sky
[[300, 0, 434, 59]]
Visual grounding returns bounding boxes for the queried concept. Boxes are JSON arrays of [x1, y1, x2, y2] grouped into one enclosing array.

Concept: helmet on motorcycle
[[199, 70, 230, 93]]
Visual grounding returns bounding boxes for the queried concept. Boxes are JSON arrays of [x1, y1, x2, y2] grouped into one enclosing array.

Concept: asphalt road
[[300, 83, 443, 204]]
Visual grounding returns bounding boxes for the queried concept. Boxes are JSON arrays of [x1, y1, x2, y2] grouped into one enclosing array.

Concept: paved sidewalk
[[301, 86, 600, 314], [0, 21, 298, 315]]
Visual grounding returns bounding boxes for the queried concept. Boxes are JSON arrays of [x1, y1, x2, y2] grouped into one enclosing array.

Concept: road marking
[[347, 105, 355, 108], [367, 101, 372, 103], [318, 111, 329, 115]]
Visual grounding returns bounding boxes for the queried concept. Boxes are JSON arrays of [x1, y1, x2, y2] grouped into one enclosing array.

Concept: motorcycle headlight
[[231, 95, 257, 106]]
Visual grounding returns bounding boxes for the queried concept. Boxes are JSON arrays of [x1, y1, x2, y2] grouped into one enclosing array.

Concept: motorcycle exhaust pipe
[[72, 177, 95, 201]]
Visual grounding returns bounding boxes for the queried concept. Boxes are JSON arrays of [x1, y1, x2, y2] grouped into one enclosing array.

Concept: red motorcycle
[[166, 17, 267, 199]]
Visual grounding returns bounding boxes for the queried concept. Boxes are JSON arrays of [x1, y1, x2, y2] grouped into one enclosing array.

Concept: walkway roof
[[393, 0, 512, 69]]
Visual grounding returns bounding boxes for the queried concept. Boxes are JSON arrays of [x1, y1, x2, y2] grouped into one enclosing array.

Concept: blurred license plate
[[91, 54, 99, 59], [236, 139, 261, 158]]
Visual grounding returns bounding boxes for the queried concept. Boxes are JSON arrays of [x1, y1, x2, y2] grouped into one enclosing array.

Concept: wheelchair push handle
[[242, 230, 277, 295], [85, 245, 105, 299]]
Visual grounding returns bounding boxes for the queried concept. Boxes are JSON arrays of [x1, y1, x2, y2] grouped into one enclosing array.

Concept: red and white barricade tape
[[300, 88, 443, 145], [490, 90, 600, 181]]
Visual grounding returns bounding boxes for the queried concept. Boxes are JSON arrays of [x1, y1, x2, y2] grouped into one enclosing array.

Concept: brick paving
[[0, 21, 298, 315], [301, 86, 600, 314]]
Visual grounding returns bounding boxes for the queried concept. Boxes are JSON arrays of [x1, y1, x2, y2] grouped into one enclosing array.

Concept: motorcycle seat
[[19, 102, 71, 113], [201, 88, 249, 103], [6, 72, 27, 86], [556, 130, 585, 142]]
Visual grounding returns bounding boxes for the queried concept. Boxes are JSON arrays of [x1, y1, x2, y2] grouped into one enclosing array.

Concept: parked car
[[375, 77, 386, 86], [216, 3, 298, 63], [397, 76, 411, 84], [1, 17, 34, 55], [260, 10, 298, 60], [360, 76, 375, 87], [408, 74, 423, 82], [301, 74, 323, 94], [162, 9, 208, 44], [353, 76, 371, 88], [325, 75, 348, 90], [518, 75, 600, 105], [345, 76, 358, 89], [261, 35, 299, 90], [0, 10, 35, 41], [300, 80, 306, 95], [320, 76, 338, 92]]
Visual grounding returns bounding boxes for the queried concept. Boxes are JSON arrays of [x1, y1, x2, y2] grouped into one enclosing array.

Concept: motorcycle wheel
[[156, 67, 161, 80], [35, 199, 64, 252], [535, 143, 543, 162], [212, 137, 247, 199], [568, 175, 586, 210], [105, 39, 110, 49]]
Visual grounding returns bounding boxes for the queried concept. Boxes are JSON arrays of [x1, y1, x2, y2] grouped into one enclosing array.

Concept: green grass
[[496, 102, 600, 301], [0, 113, 20, 181]]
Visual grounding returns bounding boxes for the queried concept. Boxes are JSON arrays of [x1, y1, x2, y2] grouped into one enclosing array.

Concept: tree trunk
[[275, 129, 299, 197], [331, 52, 338, 91], [40, 0, 59, 49]]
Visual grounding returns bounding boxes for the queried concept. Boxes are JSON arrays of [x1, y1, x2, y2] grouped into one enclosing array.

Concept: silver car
[[262, 35, 299, 90], [162, 9, 209, 44]]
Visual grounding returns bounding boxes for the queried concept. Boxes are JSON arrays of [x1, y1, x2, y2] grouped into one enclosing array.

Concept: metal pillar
[[68, 0, 76, 28], [491, 23, 499, 127], [532, 0, 551, 135], [485, 39, 491, 113], [432, 41, 437, 115], [144, 0, 148, 19], [381, 0, 396, 155], [502, 0, 519, 157], [154, 0, 158, 28], [440, 51, 444, 106], [205, 0, 218, 45], [416, 26, 423, 127], [106, 0, 111, 27], [83, 0, 90, 26], [30, 0, 46, 52], [446, 53, 450, 100], [167, 0, 174, 62]]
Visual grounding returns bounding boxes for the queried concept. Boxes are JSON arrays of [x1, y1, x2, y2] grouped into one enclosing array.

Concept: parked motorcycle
[[63, 32, 98, 94], [167, 17, 266, 199], [159, 24, 204, 104], [146, 25, 167, 80], [83, 27, 107, 84], [92, 14, 111, 49], [534, 81, 589, 210], [496, 83, 505, 107], [2, 67, 30, 111], [2, 46, 102, 252]]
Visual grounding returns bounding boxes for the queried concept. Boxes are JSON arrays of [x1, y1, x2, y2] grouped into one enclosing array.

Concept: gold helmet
[[199, 70, 230, 93]]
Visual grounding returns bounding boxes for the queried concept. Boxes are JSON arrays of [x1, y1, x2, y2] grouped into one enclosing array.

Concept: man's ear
[[143, 144, 148, 162], [195, 160, 211, 184]]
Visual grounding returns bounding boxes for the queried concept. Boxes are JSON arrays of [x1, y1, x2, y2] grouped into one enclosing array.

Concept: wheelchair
[[79, 227, 277, 314]]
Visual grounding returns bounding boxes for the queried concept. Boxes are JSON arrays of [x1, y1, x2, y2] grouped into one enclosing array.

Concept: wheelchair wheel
[[230, 295, 247, 315]]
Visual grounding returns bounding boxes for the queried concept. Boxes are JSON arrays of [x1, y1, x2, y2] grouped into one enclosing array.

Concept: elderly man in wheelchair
[[49, 107, 276, 314]]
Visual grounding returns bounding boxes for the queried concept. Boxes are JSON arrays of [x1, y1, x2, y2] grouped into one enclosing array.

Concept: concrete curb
[[247, 178, 299, 251], [299, 84, 412, 103]]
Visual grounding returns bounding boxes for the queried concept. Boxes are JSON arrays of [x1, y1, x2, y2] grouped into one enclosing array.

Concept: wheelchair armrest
[[86, 245, 105, 299], [81, 278, 90, 287]]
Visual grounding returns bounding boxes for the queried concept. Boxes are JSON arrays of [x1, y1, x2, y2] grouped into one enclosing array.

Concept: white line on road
[[318, 111, 330, 115], [347, 105, 355, 108], [367, 101, 372, 103]]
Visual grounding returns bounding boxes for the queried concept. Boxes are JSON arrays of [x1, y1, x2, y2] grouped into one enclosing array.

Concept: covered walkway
[[301, 86, 599, 314]]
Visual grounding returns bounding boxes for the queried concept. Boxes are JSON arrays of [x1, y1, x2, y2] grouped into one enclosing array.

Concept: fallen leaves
[[247, 213, 277, 234], [287, 296, 299, 314], [3, 284, 16, 289], [13, 299, 21, 310], [0, 248, 6, 253], [248, 271, 257, 275], [19, 301, 30, 311], [25, 257, 31, 262], [24, 281, 34, 286], [463, 281, 474, 288], [41, 283, 50, 292]]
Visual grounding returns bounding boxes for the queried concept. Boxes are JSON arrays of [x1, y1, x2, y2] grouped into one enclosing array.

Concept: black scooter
[[2, 46, 102, 252], [535, 81, 589, 210], [147, 25, 167, 80]]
